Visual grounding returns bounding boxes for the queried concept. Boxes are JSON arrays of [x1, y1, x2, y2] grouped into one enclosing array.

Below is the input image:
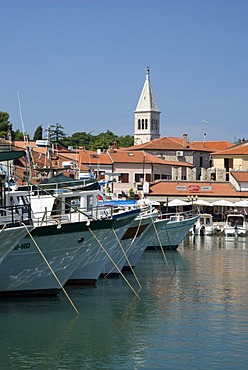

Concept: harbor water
[[1, 235, 248, 369]]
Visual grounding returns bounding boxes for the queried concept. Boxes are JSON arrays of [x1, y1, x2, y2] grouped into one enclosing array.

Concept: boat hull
[[224, 226, 247, 237], [122, 211, 158, 270], [0, 225, 33, 264], [101, 209, 141, 275], [69, 209, 141, 282], [146, 215, 199, 250], [0, 220, 114, 296]]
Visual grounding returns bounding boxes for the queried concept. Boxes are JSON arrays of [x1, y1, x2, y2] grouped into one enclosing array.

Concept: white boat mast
[[17, 91, 34, 179]]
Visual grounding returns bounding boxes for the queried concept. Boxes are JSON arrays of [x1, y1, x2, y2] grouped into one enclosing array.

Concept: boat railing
[[32, 203, 117, 227], [31, 200, 145, 227], [0, 204, 32, 227], [158, 210, 194, 221]]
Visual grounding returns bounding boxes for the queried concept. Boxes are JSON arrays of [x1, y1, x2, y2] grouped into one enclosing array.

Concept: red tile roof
[[193, 141, 234, 152], [107, 150, 194, 167], [212, 141, 248, 155], [231, 171, 248, 182], [126, 136, 212, 152]]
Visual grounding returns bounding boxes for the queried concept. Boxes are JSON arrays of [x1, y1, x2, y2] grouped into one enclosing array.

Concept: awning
[[166, 199, 189, 207], [0, 150, 26, 161], [148, 196, 243, 204]]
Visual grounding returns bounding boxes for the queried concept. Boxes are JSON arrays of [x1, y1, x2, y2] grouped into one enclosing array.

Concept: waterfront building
[[210, 140, 248, 181]]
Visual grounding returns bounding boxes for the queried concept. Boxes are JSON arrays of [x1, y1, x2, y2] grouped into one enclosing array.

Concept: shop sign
[[189, 185, 200, 191]]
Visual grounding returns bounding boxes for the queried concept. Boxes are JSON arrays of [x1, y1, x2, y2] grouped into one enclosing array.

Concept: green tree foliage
[[33, 125, 43, 141], [90, 130, 117, 151], [13, 129, 24, 140], [62, 131, 94, 149], [117, 135, 134, 148], [0, 112, 134, 149], [63, 130, 134, 150], [47, 123, 67, 144], [0, 111, 12, 138]]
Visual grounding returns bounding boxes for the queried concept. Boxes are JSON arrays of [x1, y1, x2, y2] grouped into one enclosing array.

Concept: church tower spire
[[134, 67, 161, 145]]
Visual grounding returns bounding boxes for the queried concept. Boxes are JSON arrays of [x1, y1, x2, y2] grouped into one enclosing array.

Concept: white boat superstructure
[[191, 213, 216, 236], [223, 213, 247, 237], [0, 173, 34, 266]]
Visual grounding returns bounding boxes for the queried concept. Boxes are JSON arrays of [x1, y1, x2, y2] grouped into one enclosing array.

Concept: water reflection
[[1, 237, 248, 369], [182, 234, 248, 250]]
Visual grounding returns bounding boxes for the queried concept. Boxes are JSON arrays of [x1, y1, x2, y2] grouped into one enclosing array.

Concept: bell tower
[[134, 67, 161, 145]]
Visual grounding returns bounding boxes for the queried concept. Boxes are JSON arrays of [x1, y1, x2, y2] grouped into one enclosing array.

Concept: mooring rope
[[164, 218, 177, 272], [87, 225, 141, 300], [150, 214, 172, 275], [110, 225, 142, 290], [0, 223, 7, 235]]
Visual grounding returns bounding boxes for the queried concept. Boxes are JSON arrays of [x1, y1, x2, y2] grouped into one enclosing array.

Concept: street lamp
[[188, 195, 198, 215]]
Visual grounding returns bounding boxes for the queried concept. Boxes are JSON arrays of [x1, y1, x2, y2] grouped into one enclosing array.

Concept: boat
[[122, 208, 159, 270], [223, 213, 247, 237], [101, 206, 152, 275], [0, 177, 134, 295], [96, 198, 158, 275], [69, 207, 140, 282], [0, 150, 34, 265], [191, 213, 216, 236], [0, 201, 34, 264], [144, 211, 199, 250]]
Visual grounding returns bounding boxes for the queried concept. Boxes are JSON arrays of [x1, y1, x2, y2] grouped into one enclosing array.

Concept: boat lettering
[[14, 242, 31, 250]]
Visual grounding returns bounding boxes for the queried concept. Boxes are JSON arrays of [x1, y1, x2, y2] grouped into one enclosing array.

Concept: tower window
[[142, 119, 144, 129], [145, 119, 148, 129], [138, 119, 141, 130]]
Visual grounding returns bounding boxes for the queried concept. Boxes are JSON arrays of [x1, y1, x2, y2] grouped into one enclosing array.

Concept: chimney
[[183, 133, 188, 149]]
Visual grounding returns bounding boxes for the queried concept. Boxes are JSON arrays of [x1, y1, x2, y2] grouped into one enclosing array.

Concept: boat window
[[65, 196, 80, 214], [87, 195, 93, 211], [227, 216, 244, 226], [16, 195, 28, 205]]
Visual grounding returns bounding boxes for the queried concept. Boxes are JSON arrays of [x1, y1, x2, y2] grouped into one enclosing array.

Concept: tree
[[33, 125, 43, 141], [0, 111, 12, 138], [90, 130, 117, 151], [117, 135, 134, 148], [46, 123, 67, 144], [13, 129, 24, 140], [64, 131, 94, 149]]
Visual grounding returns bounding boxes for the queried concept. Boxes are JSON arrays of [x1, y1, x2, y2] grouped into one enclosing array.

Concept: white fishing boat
[[101, 206, 154, 275], [0, 150, 34, 265], [223, 213, 247, 237], [0, 203, 34, 265], [122, 208, 159, 270], [191, 213, 216, 236], [71, 207, 140, 280], [0, 178, 135, 295], [143, 211, 199, 250]]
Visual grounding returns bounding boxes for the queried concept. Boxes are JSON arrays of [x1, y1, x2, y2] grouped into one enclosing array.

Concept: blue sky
[[1, 0, 248, 143]]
